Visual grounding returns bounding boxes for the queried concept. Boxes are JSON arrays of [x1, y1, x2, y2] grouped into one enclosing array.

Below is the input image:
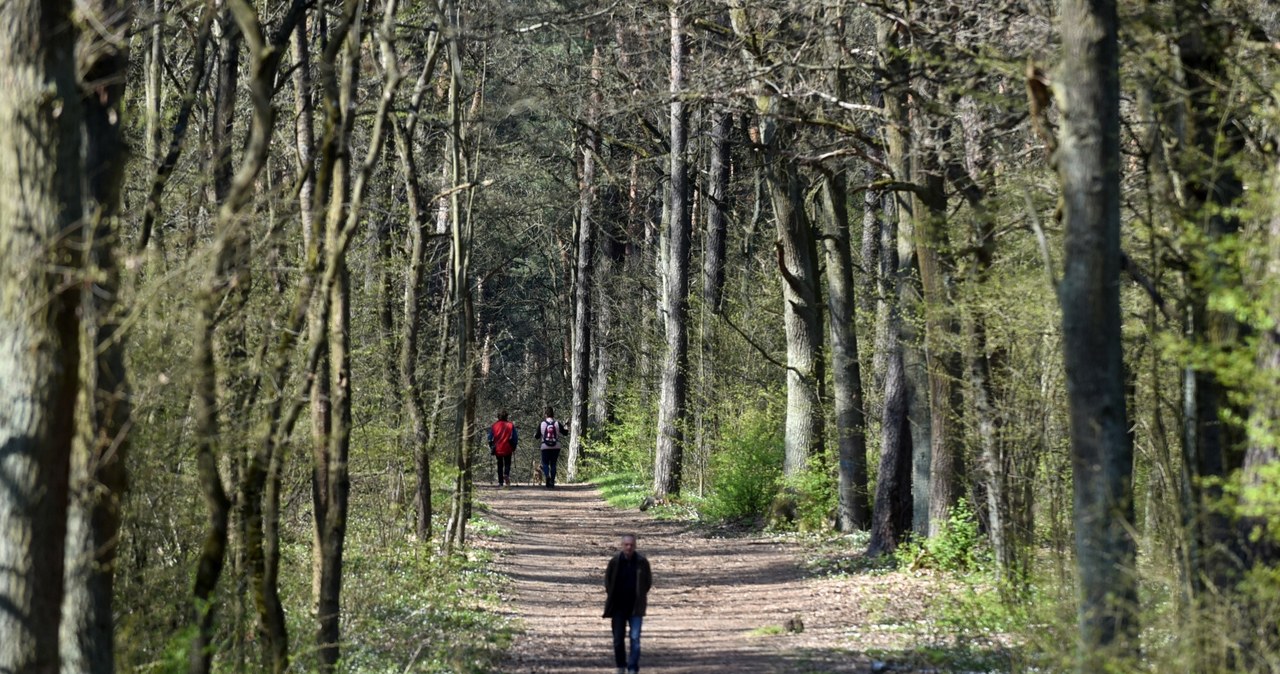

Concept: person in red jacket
[[487, 410, 518, 487]]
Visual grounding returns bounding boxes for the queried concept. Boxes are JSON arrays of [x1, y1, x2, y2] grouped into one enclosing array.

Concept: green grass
[[589, 471, 702, 519], [590, 471, 649, 509], [748, 624, 786, 637], [309, 501, 516, 674]]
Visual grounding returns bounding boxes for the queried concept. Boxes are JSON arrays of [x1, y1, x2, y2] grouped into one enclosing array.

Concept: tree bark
[[1055, 0, 1138, 660], [61, 2, 132, 671], [568, 39, 602, 481], [391, 30, 443, 541], [769, 138, 826, 479], [823, 171, 869, 531], [704, 109, 731, 314], [309, 0, 400, 667], [653, 2, 691, 499], [820, 1, 868, 531], [872, 14, 931, 535], [0, 1, 84, 670], [868, 190, 912, 555]]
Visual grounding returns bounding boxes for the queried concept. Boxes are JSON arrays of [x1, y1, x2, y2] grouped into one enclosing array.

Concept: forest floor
[[474, 480, 1015, 674]]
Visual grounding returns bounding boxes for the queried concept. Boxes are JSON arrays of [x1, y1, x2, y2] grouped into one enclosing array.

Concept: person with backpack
[[487, 410, 518, 487], [537, 406, 567, 489]]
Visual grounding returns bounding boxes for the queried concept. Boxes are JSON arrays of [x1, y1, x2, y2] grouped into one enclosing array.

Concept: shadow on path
[[478, 483, 882, 674]]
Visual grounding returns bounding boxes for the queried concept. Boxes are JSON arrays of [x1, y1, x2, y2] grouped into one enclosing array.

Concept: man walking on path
[[487, 411, 517, 486], [603, 533, 652, 674], [537, 407, 567, 488]]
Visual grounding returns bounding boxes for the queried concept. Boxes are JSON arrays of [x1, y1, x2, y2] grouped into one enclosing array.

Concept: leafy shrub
[[700, 404, 784, 522], [774, 457, 837, 532], [895, 498, 986, 572], [580, 391, 655, 480]]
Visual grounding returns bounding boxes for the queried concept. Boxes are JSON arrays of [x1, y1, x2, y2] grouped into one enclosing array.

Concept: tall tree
[[867, 10, 916, 551], [728, 2, 825, 480], [443, 0, 479, 551], [867, 180, 913, 556], [310, 0, 402, 667], [704, 108, 731, 315], [61, 1, 133, 671], [391, 30, 444, 541], [0, 1, 84, 670], [1173, 0, 1249, 594], [567, 36, 602, 481], [819, 0, 870, 532], [1055, 0, 1137, 662], [187, 3, 309, 671], [652, 1, 691, 499]]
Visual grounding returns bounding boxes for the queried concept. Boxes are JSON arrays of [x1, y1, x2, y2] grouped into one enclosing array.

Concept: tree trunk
[[767, 136, 825, 479], [908, 84, 964, 538], [138, 5, 214, 254], [1174, 1, 1249, 594], [591, 265, 613, 427], [391, 29, 442, 542], [951, 95, 1029, 588], [820, 1, 868, 531], [207, 10, 250, 662], [874, 15, 930, 536], [308, 0, 401, 666], [704, 108, 731, 314], [568, 39, 602, 481], [1055, 0, 1138, 661], [868, 195, 912, 555], [653, 2, 691, 499], [188, 4, 310, 670], [61, 2, 132, 671], [0, 1, 83, 670], [442, 0, 477, 551], [1239, 152, 1280, 570], [823, 171, 870, 531], [294, 15, 317, 251]]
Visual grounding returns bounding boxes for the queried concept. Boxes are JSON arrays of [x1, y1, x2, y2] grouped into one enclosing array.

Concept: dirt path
[[477, 482, 903, 674]]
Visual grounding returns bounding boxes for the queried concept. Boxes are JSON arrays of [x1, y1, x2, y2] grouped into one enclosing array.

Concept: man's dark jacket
[[603, 551, 652, 618]]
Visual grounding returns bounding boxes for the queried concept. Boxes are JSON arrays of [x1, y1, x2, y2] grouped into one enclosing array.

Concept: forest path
[[477, 481, 901, 674]]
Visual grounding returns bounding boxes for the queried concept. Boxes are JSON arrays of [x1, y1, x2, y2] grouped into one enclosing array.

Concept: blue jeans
[[611, 614, 642, 671], [540, 448, 560, 486]]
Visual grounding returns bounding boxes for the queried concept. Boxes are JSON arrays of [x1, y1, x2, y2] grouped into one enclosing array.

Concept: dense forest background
[[3, 0, 1280, 671]]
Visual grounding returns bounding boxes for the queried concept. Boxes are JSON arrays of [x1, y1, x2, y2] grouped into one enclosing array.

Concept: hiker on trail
[[603, 533, 651, 674], [487, 411, 518, 487], [537, 407, 567, 489]]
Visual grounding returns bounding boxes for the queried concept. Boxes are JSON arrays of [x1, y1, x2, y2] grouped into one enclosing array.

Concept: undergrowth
[[318, 497, 514, 674]]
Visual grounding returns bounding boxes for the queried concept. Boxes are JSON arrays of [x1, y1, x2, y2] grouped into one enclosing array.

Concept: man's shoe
[[615, 669, 625, 674]]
